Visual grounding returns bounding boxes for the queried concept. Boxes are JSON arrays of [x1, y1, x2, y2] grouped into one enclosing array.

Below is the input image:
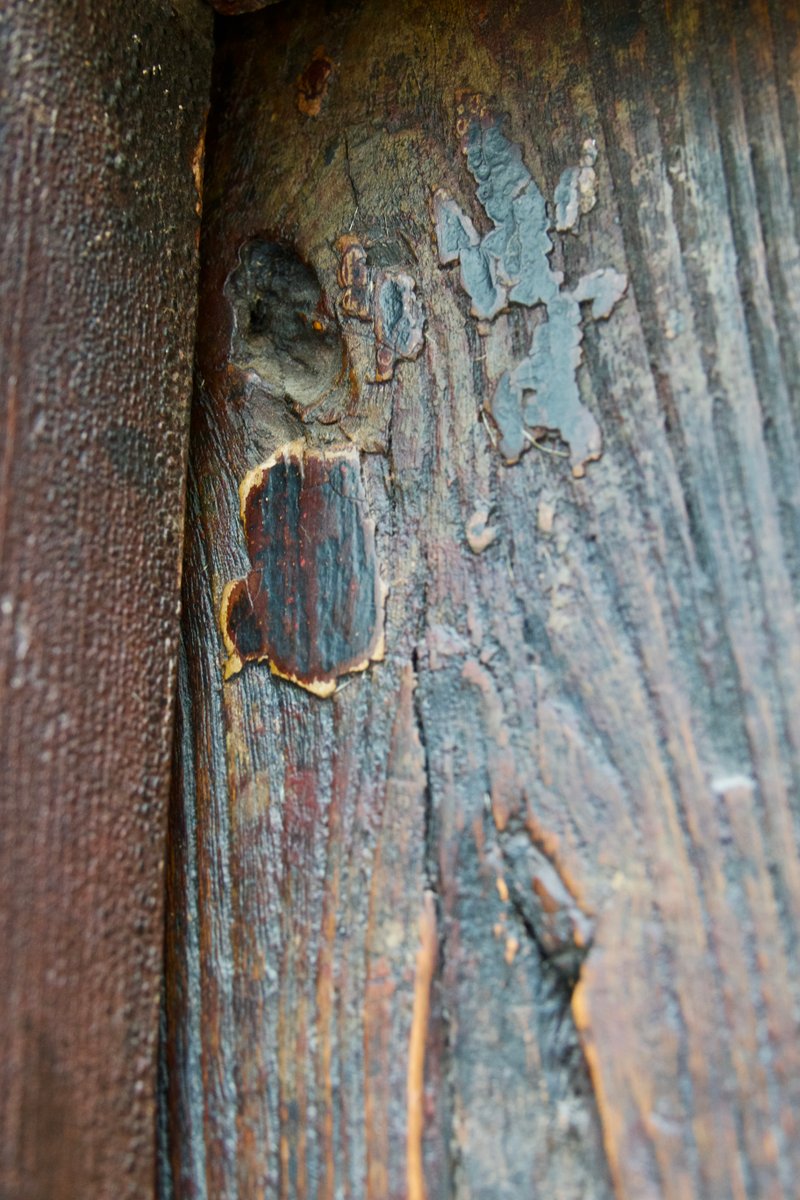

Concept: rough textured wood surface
[[162, 1, 800, 1196], [0, 3, 211, 1197]]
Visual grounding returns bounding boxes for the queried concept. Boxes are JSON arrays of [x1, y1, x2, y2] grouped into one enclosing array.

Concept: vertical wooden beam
[[0, 3, 211, 1197]]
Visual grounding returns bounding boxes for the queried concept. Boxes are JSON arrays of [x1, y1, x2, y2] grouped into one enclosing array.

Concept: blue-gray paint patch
[[433, 95, 626, 477]]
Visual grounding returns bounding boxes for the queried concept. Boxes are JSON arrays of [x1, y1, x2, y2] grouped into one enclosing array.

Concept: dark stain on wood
[[220, 443, 385, 696]]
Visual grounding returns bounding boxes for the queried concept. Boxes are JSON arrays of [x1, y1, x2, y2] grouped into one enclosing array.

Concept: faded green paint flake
[[433, 95, 627, 477]]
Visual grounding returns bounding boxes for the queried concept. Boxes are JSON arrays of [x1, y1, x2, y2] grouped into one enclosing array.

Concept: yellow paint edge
[[407, 891, 438, 1200]]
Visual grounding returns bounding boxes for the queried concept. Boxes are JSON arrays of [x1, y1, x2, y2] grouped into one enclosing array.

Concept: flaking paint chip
[[220, 442, 385, 697], [336, 234, 425, 382], [466, 508, 499, 553]]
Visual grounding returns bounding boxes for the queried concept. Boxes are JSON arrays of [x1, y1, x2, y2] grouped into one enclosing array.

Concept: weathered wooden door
[[4, 2, 800, 1198], [160, 2, 800, 1198]]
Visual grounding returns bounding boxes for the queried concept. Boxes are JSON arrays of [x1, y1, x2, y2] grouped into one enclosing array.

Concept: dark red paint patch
[[220, 442, 385, 696], [297, 48, 333, 117]]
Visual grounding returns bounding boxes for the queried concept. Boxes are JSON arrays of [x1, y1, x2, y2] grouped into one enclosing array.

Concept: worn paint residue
[[336, 234, 425, 382], [554, 137, 599, 232], [220, 442, 385, 696], [433, 93, 627, 477]]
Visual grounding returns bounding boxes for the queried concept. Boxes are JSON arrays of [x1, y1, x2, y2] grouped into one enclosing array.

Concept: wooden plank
[[0, 3, 212, 1197], [162, 0, 800, 1195]]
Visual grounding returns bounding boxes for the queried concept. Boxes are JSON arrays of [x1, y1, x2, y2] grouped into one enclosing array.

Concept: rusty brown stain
[[407, 890, 437, 1200], [297, 47, 333, 117]]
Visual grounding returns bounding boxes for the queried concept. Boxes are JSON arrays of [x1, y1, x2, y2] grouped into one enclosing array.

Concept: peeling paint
[[433, 94, 627, 477], [555, 137, 599, 233], [572, 267, 628, 319], [537, 499, 556, 533], [466, 507, 499, 554], [336, 234, 425, 382], [220, 442, 385, 696]]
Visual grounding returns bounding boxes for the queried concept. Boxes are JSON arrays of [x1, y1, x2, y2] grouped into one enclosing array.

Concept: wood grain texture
[[0, 3, 212, 1197], [162, 1, 800, 1196]]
